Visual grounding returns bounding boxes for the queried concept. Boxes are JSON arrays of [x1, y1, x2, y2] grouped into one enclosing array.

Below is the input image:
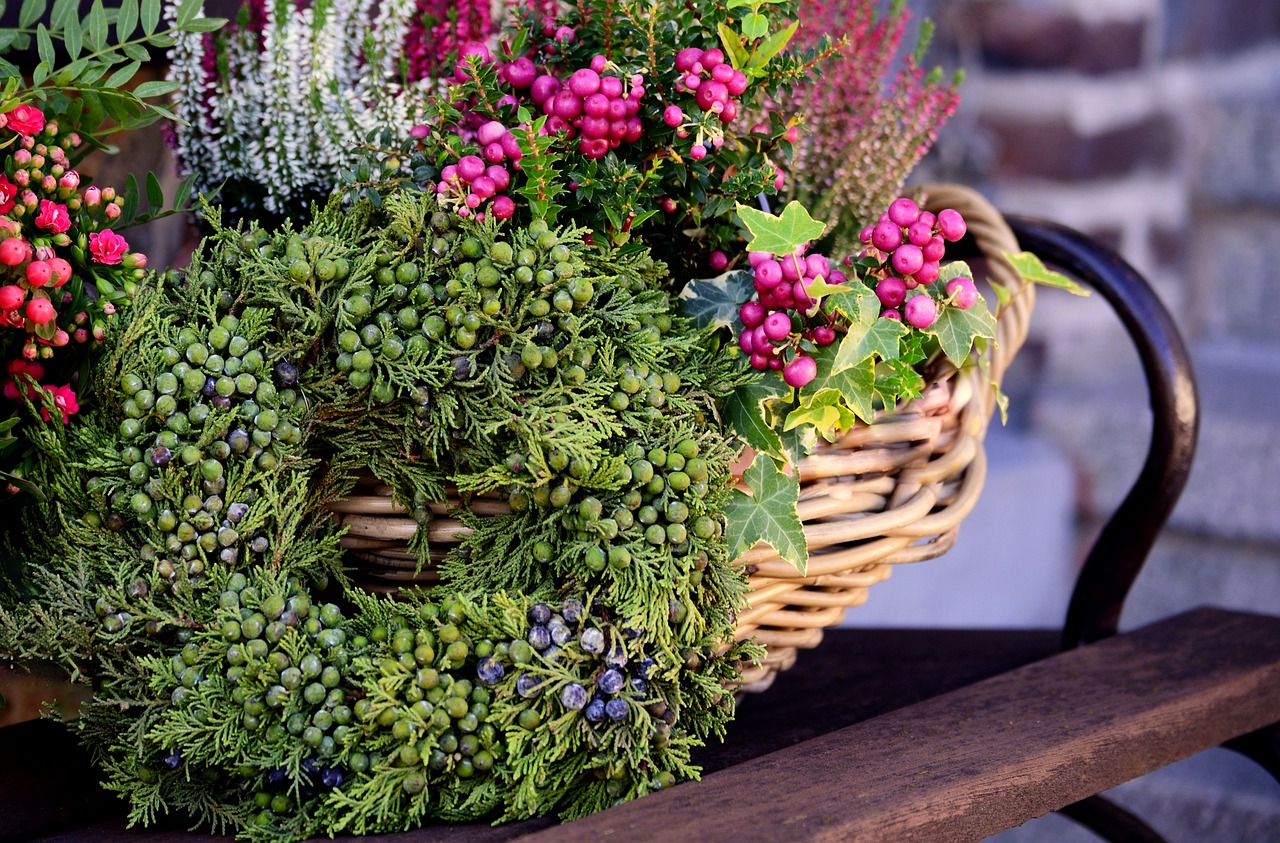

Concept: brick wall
[[911, 0, 1280, 625]]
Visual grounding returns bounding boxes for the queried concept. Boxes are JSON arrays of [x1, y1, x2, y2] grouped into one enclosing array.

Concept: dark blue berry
[[202, 376, 217, 397], [476, 656, 505, 685], [579, 627, 605, 654], [274, 360, 300, 387], [561, 598, 583, 625], [516, 672, 544, 698], [527, 625, 551, 651], [605, 698, 629, 721], [227, 502, 249, 523], [584, 698, 606, 722], [162, 750, 183, 770], [265, 767, 289, 791], [605, 644, 628, 669], [636, 658, 656, 679], [549, 621, 571, 645], [301, 757, 321, 779], [529, 603, 552, 625], [630, 676, 648, 696], [597, 668, 625, 695], [560, 682, 588, 710], [320, 766, 345, 789], [149, 446, 172, 467]]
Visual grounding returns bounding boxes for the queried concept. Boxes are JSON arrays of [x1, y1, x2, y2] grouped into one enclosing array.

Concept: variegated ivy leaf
[[678, 269, 756, 331], [797, 342, 876, 427], [735, 200, 827, 257], [784, 388, 859, 433], [923, 294, 997, 368], [1005, 251, 1091, 296], [725, 452, 807, 574], [724, 374, 788, 460], [832, 288, 908, 373]]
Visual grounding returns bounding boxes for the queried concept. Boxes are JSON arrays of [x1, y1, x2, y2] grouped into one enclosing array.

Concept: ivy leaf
[[1005, 251, 1090, 296], [873, 359, 925, 409], [803, 275, 850, 300], [677, 269, 754, 331], [724, 373, 787, 460], [783, 388, 857, 435], [735, 200, 827, 257], [799, 343, 875, 425], [779, 423, 817, 467], [725, 453, 807, 573], [832, 290, 906, 372], [923, 288, 997, 366]]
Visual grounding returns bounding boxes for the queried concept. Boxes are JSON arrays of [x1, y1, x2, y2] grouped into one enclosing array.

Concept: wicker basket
[[328, 184, 1033, 692]]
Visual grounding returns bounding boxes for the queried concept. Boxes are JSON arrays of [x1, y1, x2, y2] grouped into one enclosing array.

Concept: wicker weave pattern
[[328, 185, 1032, 691]]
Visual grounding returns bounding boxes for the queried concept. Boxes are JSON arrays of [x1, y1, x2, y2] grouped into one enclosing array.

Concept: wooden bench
[[3, 217, 1278, 842]]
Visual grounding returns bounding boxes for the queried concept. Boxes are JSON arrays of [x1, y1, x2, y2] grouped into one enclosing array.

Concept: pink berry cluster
[[0, 103, 145, 407], [668, 47, 749, 160], [506, 54, 644, 160], [737, 247, 846, 388], [435, 120, 519, 221], [857, 197, 973, 329]]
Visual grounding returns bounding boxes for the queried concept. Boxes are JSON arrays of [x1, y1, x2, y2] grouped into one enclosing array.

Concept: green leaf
[[63, 9, 82, 59], [122, 42, 150, 61], [117, 0, 137, 40], [140, 0, 159, 34], [716, 22, 749, 69], [923, 289, 997, 365], [132, 79, 179, 99], [779, 423, 817, 467], [105, 58, 141, 89], [182, 16, 227, 32], [742, 11, 767, 40], [49, 0, 77, 28], [735, 200, 827, 257], [1004, 251, 1090, 296], [36, 24, 54, 67], [174, 172, 194, 210], [988, 279, 1012, 308], [19, 0, 48, 29], [0, 30, 17, 52], [724, 453, 807, 573], [145, 170, 163, 210], [677, 269, 755, 331], [32, 60, 49, 85], [873, 359, 925, 409], [122, 172, 139, 221], [724, 374, 787, 460], [749, 19, 798, 68], [800, 343, 876, 424], [87, 0, 107, 49], [784, 389, 857, 434], [833, 297, 908, 371], [173, 0, 202, 26], [991, 379, 1010, 426], [0, 58, 21, 78]]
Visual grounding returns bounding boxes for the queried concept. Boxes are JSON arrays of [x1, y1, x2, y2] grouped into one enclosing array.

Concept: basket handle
[[1004, 216, 1200, 650]]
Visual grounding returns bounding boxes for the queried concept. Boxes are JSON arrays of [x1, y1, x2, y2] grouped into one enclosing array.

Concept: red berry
[[0, 284, 25, 310], [675, 47, 702, 73], [813, 325, 837, 346], [709, 250, 728, 271], [938, 208, 966, 242], [887, 197, 920, 227], [891, 243, 924, 276], [663, 105, 683, 127], [0, 237, 28, 266], [754, 259, 782, 288], [25, 260, 52, 287], [913, 260, 940, 286], [903, 295, 938, 329], [26, 296, 55, 324], [763, 311, 791, 341], [783, 354, 817, 388], [739, 300, 765, 328], [871, 219, 902, 252], [922, 235, 946, 263], [876, 276, 907, 308]]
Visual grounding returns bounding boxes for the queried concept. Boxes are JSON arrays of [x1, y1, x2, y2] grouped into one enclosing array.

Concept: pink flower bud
[[59, 170, 79, 189], [104, 204, 121, 220], [83, 185, 101, 206]]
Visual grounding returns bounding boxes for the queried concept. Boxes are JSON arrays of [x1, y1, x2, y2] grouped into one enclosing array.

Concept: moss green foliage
[[0, 186, 761, 841]]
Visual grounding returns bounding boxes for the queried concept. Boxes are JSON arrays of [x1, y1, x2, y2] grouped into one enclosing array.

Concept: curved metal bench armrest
[[1004, 216, 1200, 649]]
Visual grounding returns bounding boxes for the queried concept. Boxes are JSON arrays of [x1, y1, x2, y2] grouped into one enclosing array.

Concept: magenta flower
[[40, 384, 79, 424], [34, 199, 71, 234], [88, 229, 129, 265]]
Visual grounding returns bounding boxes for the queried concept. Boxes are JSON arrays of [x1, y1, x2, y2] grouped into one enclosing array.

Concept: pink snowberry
[[945, 276, 979, 310], [891, 243, 924, 277], [709, 250, 728, 271], [937, 209, 966, 241], [871, 219, 902, 252], [763, 310, 792, 341], [740, 300, 765, 329], [887, 197, 920, 227], [903, 295, 938, 329], [876, 276, 907, 308], [783, 354, 817, 388]]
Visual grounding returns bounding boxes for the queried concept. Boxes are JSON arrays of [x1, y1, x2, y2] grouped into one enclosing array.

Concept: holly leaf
[[724, 373, 788, 460], [725, 452, 807, 573], [735, 200, 827, 257], [1004, 251, 1090, 296], [832, 290, 907, 371], [678, 269, 755, 331]]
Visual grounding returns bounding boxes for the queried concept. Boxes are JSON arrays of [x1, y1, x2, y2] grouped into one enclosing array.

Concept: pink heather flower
[[4, 104, 46, 136], [40, 384, 79, 424], [88, 229, 129, 265], [35, 199, 71, 234]]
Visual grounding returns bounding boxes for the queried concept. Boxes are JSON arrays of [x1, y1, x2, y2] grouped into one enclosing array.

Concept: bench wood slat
[[515, 607, 1280, 843]]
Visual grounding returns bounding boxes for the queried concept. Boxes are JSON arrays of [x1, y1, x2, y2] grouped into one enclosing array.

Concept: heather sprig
[[779, 0, 961, 255]]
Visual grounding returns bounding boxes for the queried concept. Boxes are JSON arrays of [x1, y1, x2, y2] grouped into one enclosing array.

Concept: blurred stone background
[[842, 0, 1280, 839]]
